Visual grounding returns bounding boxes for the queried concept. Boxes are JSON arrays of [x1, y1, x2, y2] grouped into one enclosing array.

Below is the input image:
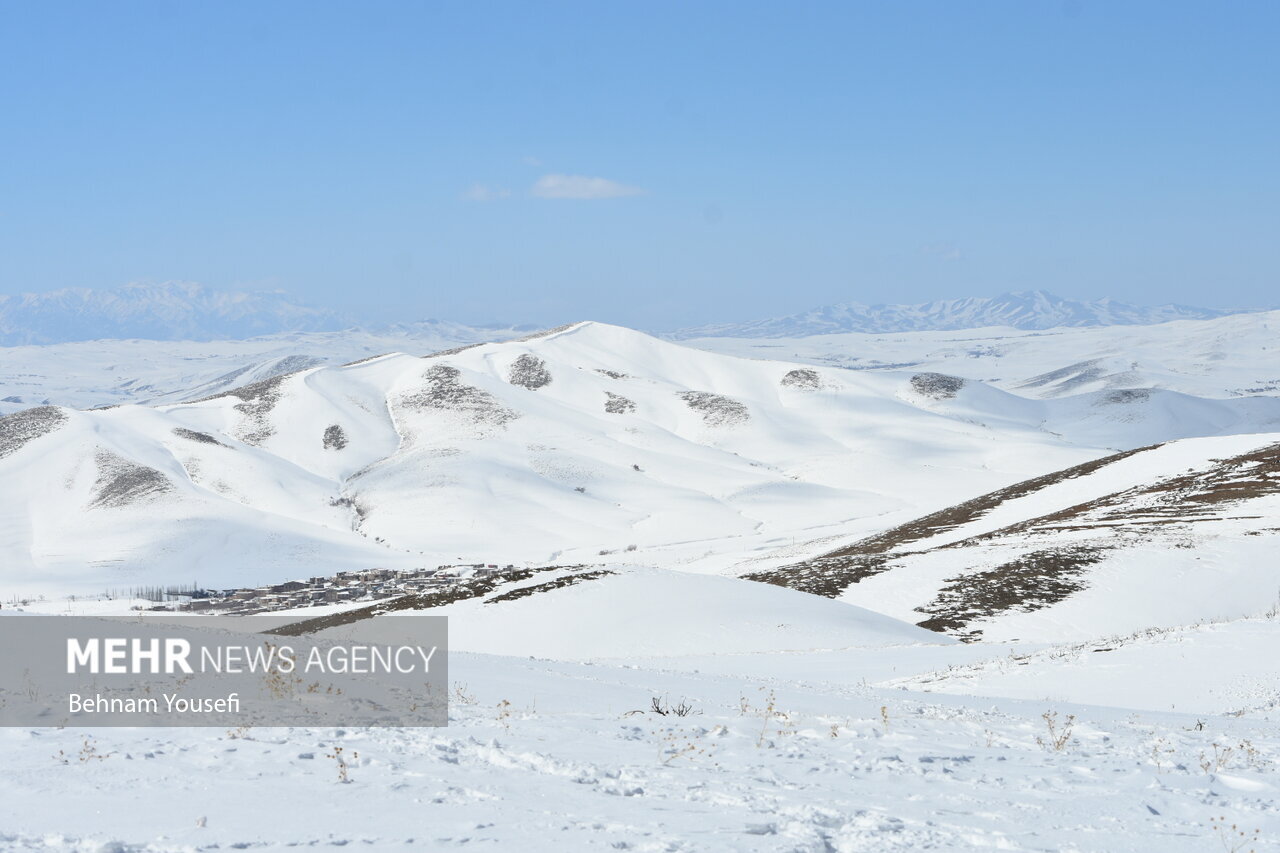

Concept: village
[[154, 564, 517, 616]]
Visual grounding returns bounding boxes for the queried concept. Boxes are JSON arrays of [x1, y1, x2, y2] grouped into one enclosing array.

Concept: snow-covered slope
[[5, 321, 1280, 598], [676, 290, 1246, 338], [748, 433, 1280, 642], [5, 637, 1278, 852], [0, 322, 527, 415], [294, 564, 949, 659], [687, 309, 1280, 400], [7, 305, 1278, 417], [890, 615, 1280, 715]]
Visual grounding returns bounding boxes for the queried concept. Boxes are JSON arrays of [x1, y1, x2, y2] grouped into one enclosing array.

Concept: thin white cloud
[[531, 174, 645, 200], [461, 184, 511, 202]]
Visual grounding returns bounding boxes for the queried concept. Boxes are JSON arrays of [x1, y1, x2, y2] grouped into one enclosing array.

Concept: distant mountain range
[[0, 283, 1262, 345], [0, 282, 349, 345], [672, 290, 1254, 338]]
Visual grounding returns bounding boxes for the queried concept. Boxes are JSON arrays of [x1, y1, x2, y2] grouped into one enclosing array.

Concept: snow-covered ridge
[[749, 433, 1280, 642], [686, 308, 1280, 401], [3, 321, 1279, 599], [675, 289, 1252, 338]]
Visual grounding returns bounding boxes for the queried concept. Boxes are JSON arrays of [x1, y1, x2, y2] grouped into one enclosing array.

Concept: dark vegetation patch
[[781, 368, 822, 390], [484, 569, 614, 604], [1100, 389, 1151, 405], [323, 424, 348, 450], [752, 439, 1280, 639], [508, 353, 552, 389], [604, 392, 636, 414], [1232, 381, 1280, 396], [268, 565, 584, 636], [399, 364, 519, 428], [173, 427, 228, 447], [680, 391, 750, 427], [329, 494, 371, 528], [230, 376, 286, 446], [90, 450, 173, 509], [744, 444, 1159, 599], [187, 374, 289, 446], [910, 372, 966, 399], [751, 442, 1280, 638], [914, 547, 1107, 640], [959, 442, 1280, 543], [0, 406, 67, 459]]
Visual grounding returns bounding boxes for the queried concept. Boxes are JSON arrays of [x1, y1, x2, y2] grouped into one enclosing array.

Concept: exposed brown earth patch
[[90, 449, 174, 509], [914, 546, 1107, 640], [484, 569, 615, 604], [744, 444, 1158, 598], [268, 565, 584, 636]]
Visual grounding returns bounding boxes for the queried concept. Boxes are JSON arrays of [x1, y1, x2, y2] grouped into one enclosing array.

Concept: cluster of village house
[[164, 564, 513, 615]]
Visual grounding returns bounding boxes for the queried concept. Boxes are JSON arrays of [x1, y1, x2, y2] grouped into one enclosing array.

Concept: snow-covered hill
[[4, 318, 1278, 849], [282, 564, 948, 659], [0, 324, 529, 415], [676, 290, 1248, 338], [4, 321, 1279, 599], [687, 309, 1280, 400], [748, 433, 1280, 642], [6, 301, 1278, 417]]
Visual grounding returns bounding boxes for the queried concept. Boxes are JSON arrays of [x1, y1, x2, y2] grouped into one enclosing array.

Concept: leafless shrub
[[325, 746, 357, 783], [1200, 743, 1235, 773], [1037, 710, 1075, 752], [648, 696, 698, 717], [1211, 816, 1260, 853]]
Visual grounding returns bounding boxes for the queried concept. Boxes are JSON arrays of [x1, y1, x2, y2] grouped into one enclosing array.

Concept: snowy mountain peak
[[673, 290, 1248, 338]]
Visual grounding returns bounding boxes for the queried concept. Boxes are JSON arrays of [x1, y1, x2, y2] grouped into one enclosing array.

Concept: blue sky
[[1, 1, 1276, 328]]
